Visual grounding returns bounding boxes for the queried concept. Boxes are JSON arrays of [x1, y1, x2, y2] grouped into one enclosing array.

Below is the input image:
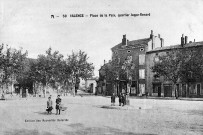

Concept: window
[[127, 50, 131, 53], [153, 87, 158, 93], [126, 56, 132, 63], [189, 84, 197, 95], [139, 54, 145, 65], [139, 84, 145, 94], [200, 84, 203, 95], [154, 55, 159, 63], [139, 69, 145, 79], [196, 83, 202, 95], [140, 48, 145, 51]]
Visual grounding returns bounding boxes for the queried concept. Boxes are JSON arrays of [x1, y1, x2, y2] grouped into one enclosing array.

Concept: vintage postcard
[[0, 0, 203, 135]]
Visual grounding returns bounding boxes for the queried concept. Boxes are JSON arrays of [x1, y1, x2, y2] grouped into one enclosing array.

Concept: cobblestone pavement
[[0, 94, 203, 135]]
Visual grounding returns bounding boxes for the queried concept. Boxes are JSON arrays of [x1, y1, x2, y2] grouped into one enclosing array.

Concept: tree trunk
[[43, 84, 46, 98], [174, 84, 178, 99], [11, 82, 14, 97], [186, 82, 189, 97]]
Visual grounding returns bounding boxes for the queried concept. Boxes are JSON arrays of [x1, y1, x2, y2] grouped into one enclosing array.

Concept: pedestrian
[[46, 96, 53, 114], [111, 93, 116, 106], [122, 93, 126, 106], [119, 93, 123, 106], [26, 88, 29, 98], [55, 95, 62, 115]]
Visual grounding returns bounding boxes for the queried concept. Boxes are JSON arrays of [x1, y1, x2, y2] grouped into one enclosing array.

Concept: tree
[[66, 50, 94, 95], [151, 47, 203, 98], [0, 44, 27, 98]]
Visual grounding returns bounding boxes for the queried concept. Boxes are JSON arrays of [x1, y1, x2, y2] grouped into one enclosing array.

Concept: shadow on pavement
[[100, 105, 121, 110], [66, 123, 157, 135], [34, 111, 52, 115], [4, 129, 55, 135], [96, 105, 136, 110]]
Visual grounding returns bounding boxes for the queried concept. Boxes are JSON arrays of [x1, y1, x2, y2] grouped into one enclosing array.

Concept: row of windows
[[113, 48, 145, 54], [113, 54, 145, 65]]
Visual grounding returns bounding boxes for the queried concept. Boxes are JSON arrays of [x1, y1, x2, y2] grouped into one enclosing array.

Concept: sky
[[0, 0, 203, 77]]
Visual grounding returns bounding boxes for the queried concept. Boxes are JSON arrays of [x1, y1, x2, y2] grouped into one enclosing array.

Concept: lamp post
[[122, 59, 132, 105]]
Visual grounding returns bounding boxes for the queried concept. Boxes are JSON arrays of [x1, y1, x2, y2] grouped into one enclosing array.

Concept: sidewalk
[[105, 95, 203, 101], [129, 96, 203, 101]]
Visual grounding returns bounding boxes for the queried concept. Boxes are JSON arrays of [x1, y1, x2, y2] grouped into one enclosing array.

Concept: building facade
[[146, 35, 203, 98], [99, 30, 203, 98], [85, 78, 97, 94], [99, 30, 164, 96]]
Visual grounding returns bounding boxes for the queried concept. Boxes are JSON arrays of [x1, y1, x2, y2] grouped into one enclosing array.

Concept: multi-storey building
[[99, 30, 164, 96], [146, 35, 203, 98], [99, 30, 203, 98]]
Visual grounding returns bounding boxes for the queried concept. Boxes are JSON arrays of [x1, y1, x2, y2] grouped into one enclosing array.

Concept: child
[[55, 95, 62, 115], [111, 93, 116, 106], [46, 96, 53, 114]]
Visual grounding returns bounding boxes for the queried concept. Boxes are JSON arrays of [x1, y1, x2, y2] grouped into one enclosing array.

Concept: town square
[[1, 0, 203, 135], [0, 91, 203, 135]]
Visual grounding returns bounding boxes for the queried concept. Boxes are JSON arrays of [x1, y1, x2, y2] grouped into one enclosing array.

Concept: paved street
[[0, 93, 203, 135]]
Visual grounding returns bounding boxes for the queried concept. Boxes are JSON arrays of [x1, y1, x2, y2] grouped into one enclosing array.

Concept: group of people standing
[[46, 95, 62, 115], [111, 92, 126, 106]]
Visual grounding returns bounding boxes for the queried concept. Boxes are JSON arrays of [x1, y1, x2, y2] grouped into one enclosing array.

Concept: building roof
[[111, 38, 151, 50], [147, 41, 203, 53]]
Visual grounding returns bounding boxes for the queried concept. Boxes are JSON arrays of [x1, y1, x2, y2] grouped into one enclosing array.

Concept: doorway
[[182, 84, 186, 97], [153, 83, 161, 97], [164, 84, 172, 97], [197, 83, 201, 96]]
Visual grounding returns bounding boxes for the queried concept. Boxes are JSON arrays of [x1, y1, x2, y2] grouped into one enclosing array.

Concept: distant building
[[85, 78, 97, 94], [99, 30, 203, 98], [99, 30, 163, 96], [146, 35, 203, 98]]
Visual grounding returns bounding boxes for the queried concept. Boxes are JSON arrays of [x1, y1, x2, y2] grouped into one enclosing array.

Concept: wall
[[85, 79, 97, 94], [146, 45, 203, 98], [112, 44, 147, 95]]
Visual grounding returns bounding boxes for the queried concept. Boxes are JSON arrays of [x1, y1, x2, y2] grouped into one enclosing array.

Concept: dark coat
[[55, 98, 61, 110], [119, 95, 123, 103], [111, 95, 116, 103], [122, 95, 126, 104]]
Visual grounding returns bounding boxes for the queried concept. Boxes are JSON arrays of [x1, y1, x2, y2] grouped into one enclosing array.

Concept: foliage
[[99, 56, 135, 83], [66, 50, 94, 80], [27, 48, 94, 92], [151, 47, 203, 84], [0, 44, 95, 95], [0, 44, 27, 88]]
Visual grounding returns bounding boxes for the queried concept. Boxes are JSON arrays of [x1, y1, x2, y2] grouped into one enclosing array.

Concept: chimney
[[194, 39, 196, 42], [181, 34, 185, 46], [150, 30, 154, 38], [161, 38, 164, 47], [104, 60, 106, 65], [122, 34, 127, 46], [158, 34, 160, 38], [185, 36, 188, 44]]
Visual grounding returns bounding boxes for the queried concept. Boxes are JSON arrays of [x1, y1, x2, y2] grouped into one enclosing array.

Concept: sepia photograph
[[0, 0, 203, 134]]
